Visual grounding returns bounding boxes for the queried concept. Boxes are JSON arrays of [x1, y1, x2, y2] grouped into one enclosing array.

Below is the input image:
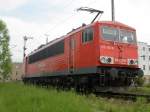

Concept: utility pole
[[23, 36, 33, 58], [111, 0, 115, 21], [44, 34, 49, 44]]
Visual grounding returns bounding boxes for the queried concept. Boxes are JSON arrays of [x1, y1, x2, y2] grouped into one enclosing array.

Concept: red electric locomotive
[[23, 8, 143, 92], [23, 21, 143, 91]]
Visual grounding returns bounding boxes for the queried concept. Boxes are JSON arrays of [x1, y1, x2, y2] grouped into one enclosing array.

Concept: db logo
[[37, 63, 45, 68]]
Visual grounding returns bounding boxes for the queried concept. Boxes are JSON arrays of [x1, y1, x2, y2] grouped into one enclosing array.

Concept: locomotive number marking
[[115, 58, 127, 64], [100, 45, 114, 50]]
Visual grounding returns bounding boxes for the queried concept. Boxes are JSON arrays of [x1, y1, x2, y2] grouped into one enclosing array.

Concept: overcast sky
[[0, 0, 150, 62]]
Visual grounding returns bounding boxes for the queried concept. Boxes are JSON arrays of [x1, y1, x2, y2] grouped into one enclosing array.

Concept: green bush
[[145, 82, 150, 88], [135, 77, 145, 86], [147, 78, 150, 87]]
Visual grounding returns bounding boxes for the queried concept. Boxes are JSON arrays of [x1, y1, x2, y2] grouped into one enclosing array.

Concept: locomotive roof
[[28, 37, 65, 56], [28, 21, 135, 56], [99, 21, 135, 30]]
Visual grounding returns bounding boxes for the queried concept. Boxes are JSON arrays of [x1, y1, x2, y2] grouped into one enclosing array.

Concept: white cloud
[[2, 16, 79, 62], [1, 0, 150, 62], [115, 0, 150, 42], [2, 17, 53, 62], [0, 0, 29, 11]]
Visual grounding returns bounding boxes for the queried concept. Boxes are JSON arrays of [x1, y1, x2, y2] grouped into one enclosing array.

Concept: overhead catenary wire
[[45, 12, 78, 34], [45, 0, 99, 38], [86, 0, 98, 6], [44, 0, 77, 35], [13, 0, 100, 61]]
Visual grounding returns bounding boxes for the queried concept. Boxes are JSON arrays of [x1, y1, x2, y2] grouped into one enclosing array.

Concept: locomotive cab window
[[101, 26, 119, 41], [82, 27, 93, 43], [120, 30, 136, 44]]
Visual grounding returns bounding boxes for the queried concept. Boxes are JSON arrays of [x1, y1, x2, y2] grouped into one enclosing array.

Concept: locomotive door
[[69, 36, 76, 73]]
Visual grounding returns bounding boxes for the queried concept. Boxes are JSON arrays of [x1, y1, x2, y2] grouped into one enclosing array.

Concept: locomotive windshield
[[120, 30, 136, 44], [102, 26, 119, 41], [101, 26, 136, 44]]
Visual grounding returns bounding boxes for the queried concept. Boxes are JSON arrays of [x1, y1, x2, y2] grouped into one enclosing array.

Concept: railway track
[[33, 82, 150, 102], [94, 91, 150, 102]]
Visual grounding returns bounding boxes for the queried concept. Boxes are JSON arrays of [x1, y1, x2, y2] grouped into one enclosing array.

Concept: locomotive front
[[97, 21, 143, 87]]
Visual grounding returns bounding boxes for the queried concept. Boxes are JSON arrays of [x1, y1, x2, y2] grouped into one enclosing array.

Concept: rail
[[94, 91, 150, 102]]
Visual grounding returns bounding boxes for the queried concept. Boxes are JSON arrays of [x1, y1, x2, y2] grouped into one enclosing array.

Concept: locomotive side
[[23, 21, 143, 91]]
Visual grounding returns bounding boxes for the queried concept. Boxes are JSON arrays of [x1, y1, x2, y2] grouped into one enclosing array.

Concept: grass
[[88, 95, 150, 112], [0, 83, 92, 112], [128, 86, 150, 94], [0, 83, 150, 112]]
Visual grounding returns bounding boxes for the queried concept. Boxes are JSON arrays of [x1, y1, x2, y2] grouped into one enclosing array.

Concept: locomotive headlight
[[130, 60, 134, 64], [100, 56, 114, 64], [100, 57, 106, 63], [128, 59, 138, 65], [134, 60, 138, 65]]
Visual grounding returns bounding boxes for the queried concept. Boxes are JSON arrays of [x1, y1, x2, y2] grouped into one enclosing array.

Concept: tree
[[0, 20, 12, 81]]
